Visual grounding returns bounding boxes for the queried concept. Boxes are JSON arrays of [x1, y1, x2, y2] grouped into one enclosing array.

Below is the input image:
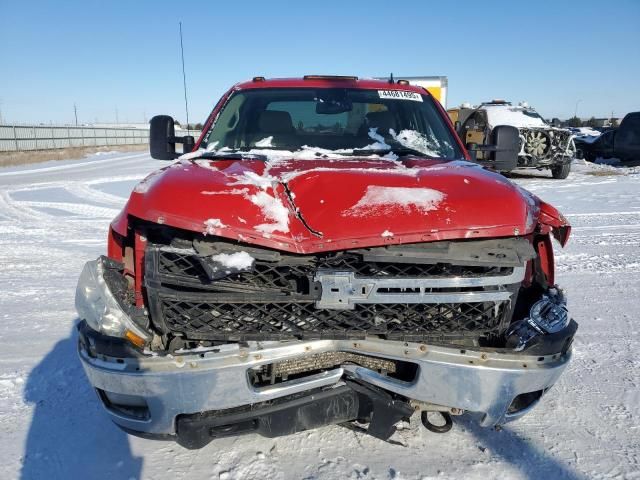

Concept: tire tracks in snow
[[0, 152, 147, 179]]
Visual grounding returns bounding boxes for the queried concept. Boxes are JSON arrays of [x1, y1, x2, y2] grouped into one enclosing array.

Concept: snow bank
[[344, 186, 446, 217], [211, 251, 255, 270]]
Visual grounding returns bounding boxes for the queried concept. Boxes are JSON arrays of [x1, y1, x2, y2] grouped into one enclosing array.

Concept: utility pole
[[115, 107, 119, 124], [179, 21, 190, 135], [74, 103, 78, 126], [574, 99, 582, 119]]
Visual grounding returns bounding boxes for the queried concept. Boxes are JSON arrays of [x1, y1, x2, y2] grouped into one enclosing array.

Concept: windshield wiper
[[187, 151, 268, 161], [351, 146, 428, 158]]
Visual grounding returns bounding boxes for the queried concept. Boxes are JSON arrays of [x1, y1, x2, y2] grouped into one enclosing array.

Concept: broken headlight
[[506, 288, 569, 351], [75, 257, 150, 345]]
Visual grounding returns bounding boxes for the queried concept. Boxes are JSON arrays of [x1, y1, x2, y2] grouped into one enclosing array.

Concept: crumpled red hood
[[116, 157, 544, 253]]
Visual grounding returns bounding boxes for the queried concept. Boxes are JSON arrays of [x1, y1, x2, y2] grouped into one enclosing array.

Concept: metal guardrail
[[0, 124, 150, 152]]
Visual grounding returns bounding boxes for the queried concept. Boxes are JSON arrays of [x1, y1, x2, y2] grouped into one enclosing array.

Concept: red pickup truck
[[75, 76, 576, 448]]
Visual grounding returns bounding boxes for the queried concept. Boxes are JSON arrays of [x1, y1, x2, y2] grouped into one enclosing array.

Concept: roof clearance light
[[303, 75, 358, 81], [252, 76, 265, 82], [397, 79, 410, 85]]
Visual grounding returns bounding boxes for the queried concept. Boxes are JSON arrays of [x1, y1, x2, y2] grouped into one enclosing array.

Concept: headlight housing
[[527, 288, 569, 334], [506, 287, 569, 351], [75, 257, 150, 345]]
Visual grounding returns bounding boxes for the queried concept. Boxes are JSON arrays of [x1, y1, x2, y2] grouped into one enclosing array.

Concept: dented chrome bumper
[[78, 323, 572, 436]]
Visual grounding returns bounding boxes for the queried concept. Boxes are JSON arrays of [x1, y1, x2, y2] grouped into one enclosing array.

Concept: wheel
[[551, 162, 571, 179]]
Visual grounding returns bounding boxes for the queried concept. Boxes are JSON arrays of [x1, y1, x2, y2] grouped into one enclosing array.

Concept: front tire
[[551, 162, 571, 179]]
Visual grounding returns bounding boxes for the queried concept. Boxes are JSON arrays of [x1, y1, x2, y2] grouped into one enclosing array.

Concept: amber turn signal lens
[[124, 329, 146, 348]]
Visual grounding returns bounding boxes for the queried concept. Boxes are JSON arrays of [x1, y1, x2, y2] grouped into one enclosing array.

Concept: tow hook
[[421, 411, 453, 433], [410, 401, 462, 433]]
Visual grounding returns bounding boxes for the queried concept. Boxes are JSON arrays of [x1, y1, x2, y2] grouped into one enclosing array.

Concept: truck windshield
[[200, 88, 462, 159]]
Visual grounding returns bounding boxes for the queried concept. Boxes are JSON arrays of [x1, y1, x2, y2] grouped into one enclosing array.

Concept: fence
[[0, 124, 150, 152]]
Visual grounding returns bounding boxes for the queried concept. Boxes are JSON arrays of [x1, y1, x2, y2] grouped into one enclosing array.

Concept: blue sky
[[1, 0, 638, 125]]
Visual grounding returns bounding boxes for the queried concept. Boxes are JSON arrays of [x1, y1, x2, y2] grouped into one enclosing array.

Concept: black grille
[[145, 243, 518, 343], [155, 249, 513, 295], [156, 297, 509, 342]]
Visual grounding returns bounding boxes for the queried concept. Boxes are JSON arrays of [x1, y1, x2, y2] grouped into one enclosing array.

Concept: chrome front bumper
[[79, 333, 571, 436]]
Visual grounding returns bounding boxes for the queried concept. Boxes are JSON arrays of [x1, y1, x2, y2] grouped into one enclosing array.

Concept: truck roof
[[234, 76, 431, 96]]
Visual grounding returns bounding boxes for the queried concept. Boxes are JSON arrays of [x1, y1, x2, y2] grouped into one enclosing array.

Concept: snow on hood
[[485, 105, 548, 129], [343, 186, 445, 217], [248, 190, 290, 235], [124, 153, 541, 253]]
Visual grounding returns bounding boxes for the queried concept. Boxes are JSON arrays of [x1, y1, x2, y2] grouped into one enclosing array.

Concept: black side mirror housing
[[150, 115, 195, 160], [467, 125, 519, 172], [491, 125, 519, 171]]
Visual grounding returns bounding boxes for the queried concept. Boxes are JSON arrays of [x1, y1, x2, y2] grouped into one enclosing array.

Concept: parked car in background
[[452, 101, 577, 179], [575, 112, 640, 163]]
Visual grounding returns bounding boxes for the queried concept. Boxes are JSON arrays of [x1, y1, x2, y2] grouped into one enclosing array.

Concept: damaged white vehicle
[[456, 101, 576, 179]]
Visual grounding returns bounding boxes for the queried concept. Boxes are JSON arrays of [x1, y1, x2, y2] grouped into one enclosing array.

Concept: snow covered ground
[[0, 152, 638, 480]]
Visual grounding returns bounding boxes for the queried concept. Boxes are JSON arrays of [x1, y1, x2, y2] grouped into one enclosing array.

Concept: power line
[[179, 21, 190, 134]]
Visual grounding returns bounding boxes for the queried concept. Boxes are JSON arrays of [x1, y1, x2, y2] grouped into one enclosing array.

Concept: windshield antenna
[[388, 72, 394, 84], [179, 21, 190, 135]]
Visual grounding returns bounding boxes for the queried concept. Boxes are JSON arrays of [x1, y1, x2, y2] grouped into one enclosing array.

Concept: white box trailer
[[376, 76, 448, 108]]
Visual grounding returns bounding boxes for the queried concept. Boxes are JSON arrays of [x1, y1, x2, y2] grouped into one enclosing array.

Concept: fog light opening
[[507, 390, 543, 415], [97, 389, 150, 420]]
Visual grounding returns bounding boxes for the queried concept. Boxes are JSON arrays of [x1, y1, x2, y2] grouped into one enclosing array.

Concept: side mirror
[[491, 125, 519, 171], [150, 115, 195, 160], [468, 125, 519, 172]]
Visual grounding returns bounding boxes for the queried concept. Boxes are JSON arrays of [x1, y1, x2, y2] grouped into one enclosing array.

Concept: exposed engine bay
[[519, 127, 576, 167]]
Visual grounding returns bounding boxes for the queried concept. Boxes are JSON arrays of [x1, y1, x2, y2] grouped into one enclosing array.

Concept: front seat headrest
[[366, 111, 396, 134], [258, 110, 295, 134]]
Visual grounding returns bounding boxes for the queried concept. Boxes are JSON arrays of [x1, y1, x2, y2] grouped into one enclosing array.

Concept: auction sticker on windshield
[[378, 90, 423, 102]]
